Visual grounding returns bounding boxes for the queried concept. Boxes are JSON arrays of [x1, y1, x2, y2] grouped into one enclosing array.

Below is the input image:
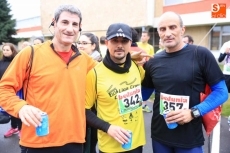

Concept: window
[[211, 25, 230, 50], [164, 0, 201, 6]]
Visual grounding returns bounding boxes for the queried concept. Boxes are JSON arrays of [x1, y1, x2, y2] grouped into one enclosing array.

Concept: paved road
[[0, 101, 230, 153]]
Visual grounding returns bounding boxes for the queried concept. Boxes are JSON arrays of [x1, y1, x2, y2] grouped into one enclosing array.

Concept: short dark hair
[[81, 33, 100, 52], [131, 28, 139, 43], [142, 30, 150, 36], [183, 35, 194, 44], [100, 36, 106, 45]]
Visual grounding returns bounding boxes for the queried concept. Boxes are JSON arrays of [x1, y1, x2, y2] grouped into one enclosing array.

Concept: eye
[[159, 27, 166, 32], [169, 25, 176, 30], [111, 39, 118, 43], [72, 22, 78, 27], [62, 21, 68, 25], [83, 42, 87, 45], [122, 39, 129, 43]]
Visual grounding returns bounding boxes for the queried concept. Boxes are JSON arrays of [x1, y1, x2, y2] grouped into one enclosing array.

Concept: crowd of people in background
[[0, 4, 229, 153]]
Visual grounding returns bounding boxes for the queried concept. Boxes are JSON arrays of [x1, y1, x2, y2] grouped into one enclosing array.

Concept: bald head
[[158, 12, 183, 29], [21, 41, 30, 50], [157, 11, 185, 53]]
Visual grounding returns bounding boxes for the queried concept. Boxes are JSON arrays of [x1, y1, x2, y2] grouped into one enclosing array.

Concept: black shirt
[[142, 44, 224, 148]]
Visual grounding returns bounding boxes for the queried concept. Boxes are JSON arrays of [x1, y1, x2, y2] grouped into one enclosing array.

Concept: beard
[[114, 52, 126, 60]]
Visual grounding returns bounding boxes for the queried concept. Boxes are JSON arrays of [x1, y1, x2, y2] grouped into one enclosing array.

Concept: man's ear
[[105, 40, 108, 47], [181, 26, 185, 35]]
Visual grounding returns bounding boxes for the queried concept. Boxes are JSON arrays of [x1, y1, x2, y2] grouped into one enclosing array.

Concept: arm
[[195, 47, 228, 115], [218, 41, 230, 62], [83, 51, 98, 72], [218, 53, 226, 62], [85, 109, 110, 132], [0, 46, 43, 127], [142, 86, 154, 101], [0, 47, 31, 117], [196, 80, 228, 116], [141, 61, 155, 100], [85, 68, 131, 144], [85, 69, 111, 132]]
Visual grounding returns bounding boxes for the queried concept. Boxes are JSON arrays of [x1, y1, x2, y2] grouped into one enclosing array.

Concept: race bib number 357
[[159, 93, 189, 115]]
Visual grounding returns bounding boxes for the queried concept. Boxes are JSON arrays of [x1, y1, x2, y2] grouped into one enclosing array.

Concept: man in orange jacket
[[0, 4, 97, 153]]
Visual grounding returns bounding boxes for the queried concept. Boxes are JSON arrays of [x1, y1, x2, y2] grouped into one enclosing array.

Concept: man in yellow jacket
[[86, 23, 146, 153]]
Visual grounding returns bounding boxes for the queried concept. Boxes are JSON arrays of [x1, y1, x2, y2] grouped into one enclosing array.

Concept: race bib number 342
[[117, 86, 142, 115], [159, 93, 189, 115]]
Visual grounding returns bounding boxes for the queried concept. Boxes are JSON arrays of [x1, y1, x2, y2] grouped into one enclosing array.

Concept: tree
[[0, 0, 19, 45]]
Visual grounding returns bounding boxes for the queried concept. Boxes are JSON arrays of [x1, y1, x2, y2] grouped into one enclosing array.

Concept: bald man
[[21, 41, 30, 50], [141, 11, 228, 153]]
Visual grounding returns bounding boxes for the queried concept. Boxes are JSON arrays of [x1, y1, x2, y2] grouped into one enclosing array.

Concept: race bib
[[224, 64, 230, 72], [159, 93, 189, 115], [117, 86, 142, 115]]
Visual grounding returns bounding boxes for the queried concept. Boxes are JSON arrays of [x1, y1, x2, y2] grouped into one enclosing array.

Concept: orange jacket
[[0, 40, 97, 147]]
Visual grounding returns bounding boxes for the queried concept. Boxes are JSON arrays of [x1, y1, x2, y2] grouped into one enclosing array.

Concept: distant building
[[14, 0, 230, 57], [15, 16, 42, 39]]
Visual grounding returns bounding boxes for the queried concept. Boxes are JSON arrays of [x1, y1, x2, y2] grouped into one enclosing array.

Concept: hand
[[18, 105, 43, 127], [225, 47, 230, 54], [165, 109, 193, 125], [130, 50, 152, 61], [107, 125, 131, 144], [135, 57, 148, 66]]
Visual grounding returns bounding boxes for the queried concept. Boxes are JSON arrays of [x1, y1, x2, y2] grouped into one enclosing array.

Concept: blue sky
[[7, 0, 40, 20]]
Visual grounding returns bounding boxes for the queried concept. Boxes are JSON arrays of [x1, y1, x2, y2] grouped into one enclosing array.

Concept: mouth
[[164, 39, 173, 43], [64, 33, 74, 37], [115, 49, 124, 53]]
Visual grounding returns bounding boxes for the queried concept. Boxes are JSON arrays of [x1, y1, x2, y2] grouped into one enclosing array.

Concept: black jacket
[[0, 56, 14, 79]]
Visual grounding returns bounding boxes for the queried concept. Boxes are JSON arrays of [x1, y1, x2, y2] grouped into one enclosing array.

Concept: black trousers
[[90, 126, 98, 153], [11, 116, 22, 130], [20, 143, 83, 153], [224, 74, 230, 93], [99, 146, 143, 153]]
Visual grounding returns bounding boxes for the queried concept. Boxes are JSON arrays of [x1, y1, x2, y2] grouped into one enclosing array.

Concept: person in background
[[99, 36, 107, 58], [218, 40, 230, 92], [156, 39, 165, 54], [0, 43, 22, 139], [77, 32, 102, 62], [0, 4, 97, 153], [137, 30, 154, 113], [33, 37, 44, 45], [21, 41, 30, 50], [137, 30, 154, 56], [86, 23, 146, 153], [130, 27, 149, 65], [182, 34, 194, 44], [141, 11, 228, 153], [77, 32, 101, 153]]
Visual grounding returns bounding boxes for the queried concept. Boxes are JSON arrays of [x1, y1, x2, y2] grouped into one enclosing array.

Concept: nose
[[77, 43, 84, 49], [117, 40, 123, 47], [165, 28, 172, 37], [66, 24, 74, 32]]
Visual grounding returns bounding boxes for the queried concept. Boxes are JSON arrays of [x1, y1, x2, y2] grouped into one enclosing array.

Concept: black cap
[[106, 23, 132, 41]]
